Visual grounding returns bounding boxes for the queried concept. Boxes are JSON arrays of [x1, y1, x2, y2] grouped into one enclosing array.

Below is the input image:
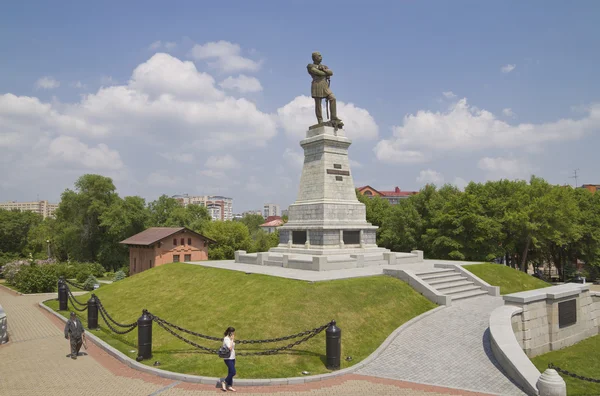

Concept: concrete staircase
[[415, 268, 489, 301]]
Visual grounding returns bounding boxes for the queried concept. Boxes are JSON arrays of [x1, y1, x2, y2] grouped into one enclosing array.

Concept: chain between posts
[[65, 285, 87, 307], [152, 315, 331, 356], [64, 278, 85, 290], [97, 304, 138, 335], [94, 295, 137, 328], [67, 291, 87, 312], [549, 363, 600, 384]]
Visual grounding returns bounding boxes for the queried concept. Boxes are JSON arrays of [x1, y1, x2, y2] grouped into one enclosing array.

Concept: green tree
[[204, 221, 252, 260], [0, 209, 42, 255], [240, 214, 266, 235]]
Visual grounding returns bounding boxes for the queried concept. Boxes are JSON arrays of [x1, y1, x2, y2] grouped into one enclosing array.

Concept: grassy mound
[[531, 334, 600, 396], [464, 263, 550, 294], [47, 263, 436, 378]]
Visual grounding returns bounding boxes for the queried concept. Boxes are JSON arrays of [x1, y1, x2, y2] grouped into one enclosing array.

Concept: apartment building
[[172, 194, 233, 221], [263, 203, 280, 218], [0, 200, 59, 219]]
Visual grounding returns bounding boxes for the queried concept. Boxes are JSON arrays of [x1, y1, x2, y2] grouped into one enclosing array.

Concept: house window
[[173, 254, 180, 262], [173, 238, 177, 246], [204, 240, 208, 247], [149, 259, 153, 267], [187, 238, 191, 245], [133, 258, 136, 272], [184, 254, 191, 261], [180, 238, 184, 245]]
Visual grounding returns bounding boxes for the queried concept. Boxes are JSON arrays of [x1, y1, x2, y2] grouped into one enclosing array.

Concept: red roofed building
[[260, 216, 285, 234], [356, 186, 418, 205], [120, 227, 215, 275]]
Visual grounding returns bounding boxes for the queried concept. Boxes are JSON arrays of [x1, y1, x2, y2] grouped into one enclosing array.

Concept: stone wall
[[0, 304, 7, 344], [505, 284, 599, 358]]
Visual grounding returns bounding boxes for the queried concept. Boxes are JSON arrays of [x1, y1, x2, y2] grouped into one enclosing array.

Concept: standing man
[[64, 312, 85, 360], [307, 52, 343, 128]]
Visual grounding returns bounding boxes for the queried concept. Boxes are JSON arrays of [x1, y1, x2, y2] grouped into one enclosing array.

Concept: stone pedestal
[[235, 125, 421, 270]]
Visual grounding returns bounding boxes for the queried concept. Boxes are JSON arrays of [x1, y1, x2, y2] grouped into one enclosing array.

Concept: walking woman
[[221, 327, 236, 392]]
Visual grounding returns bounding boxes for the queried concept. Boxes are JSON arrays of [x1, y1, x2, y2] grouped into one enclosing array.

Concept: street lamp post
[[46, 239, 51, 259]]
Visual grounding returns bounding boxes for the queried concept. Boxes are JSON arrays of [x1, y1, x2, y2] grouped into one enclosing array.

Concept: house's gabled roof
[[260, 216, 284, 227], [120, 227, 215, 246]]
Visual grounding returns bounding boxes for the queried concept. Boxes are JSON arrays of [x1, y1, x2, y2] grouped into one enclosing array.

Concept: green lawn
[[46, 263, 436, 378], [0, 279, 19, 292], [531, 334, 600, 396], [464, 263, 550, 294]]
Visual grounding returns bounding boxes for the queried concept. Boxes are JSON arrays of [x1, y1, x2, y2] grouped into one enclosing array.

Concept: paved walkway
[[357, 296, 525, 395], [185, 259, 483, 282], [0, 285, 494, 396]]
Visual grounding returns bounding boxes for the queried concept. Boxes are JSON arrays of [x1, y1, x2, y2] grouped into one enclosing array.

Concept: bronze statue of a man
[[307, 52, 343, 128]]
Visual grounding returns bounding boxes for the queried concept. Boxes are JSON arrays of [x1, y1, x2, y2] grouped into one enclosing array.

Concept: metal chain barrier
[[152, 315, 330, 356], [549, 363, 600, 384], [67, 291, 88, 312], [65, 285, 87, 307], [151, 315, 331, 345], [153, 317, 220, 354], [97, 304, 138, 335], [94, 296, 137, 329], [64, 278, 85, 290]]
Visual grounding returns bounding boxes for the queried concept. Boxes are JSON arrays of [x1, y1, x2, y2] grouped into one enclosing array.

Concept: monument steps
[[414, 268, 491, 302]]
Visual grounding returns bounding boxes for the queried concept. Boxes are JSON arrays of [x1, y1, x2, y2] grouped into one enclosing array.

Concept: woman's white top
[[223, 336, 235, 360]]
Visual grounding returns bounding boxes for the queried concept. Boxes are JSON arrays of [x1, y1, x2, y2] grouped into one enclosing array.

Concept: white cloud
[[149, 40, 177, 51], [374, 98, 599, 164], [477, 157, 534, 180], [452, 177, 468, 190], [149, 41, 162, 50], [502, 108, 515, 117], [190, 40, 261, 73], [48, 136, 123, 170], [100, 76, 118, 86], [277, 95, 379, 141], [416, 169, 444, 185], [205, 154, 239, 169], [442, 91, 456, 99], [501, 64, 516, 73], [349, 159, 363, 169], [283, 148, 304, 169], [35, 76, 60, 89], [219, 75, 263, 93], [198, 169, 226, 179], [70, 81, 86, 89]]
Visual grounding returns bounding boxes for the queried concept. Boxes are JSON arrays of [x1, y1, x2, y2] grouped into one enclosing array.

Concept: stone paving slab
[[0, 286, 494, 396], [357, 295, 526, 395]]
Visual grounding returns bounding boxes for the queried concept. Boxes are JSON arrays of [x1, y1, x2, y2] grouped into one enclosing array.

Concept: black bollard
[[136, 309, 153, 361], [326, 320, 341, 370], [58, 277, 68, 311], [87, 295, 99, 330]]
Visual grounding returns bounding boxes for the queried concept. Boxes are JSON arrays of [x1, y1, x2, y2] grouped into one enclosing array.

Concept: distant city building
[[260, 216, 284, 234], [171, 194, 233, 221], [0, 200, 59, 219], [263, 203, 280, 218], [356, 186, 418, 205], [580, 184, 600, 193], [242, 210, 263, 217], [233, 213, 243, 220], [120, 227, 215, 275]]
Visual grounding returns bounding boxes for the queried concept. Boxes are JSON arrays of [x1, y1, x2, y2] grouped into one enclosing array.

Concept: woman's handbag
[[218, 345, 231, 359]]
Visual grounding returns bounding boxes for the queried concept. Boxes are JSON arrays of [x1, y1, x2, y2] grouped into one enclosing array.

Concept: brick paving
[[357, 295, 526, 395], [0, 285, 497, 396]]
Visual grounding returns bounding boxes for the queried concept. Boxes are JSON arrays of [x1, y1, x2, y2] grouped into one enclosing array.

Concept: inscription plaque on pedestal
[[558, 299, 576, 328]]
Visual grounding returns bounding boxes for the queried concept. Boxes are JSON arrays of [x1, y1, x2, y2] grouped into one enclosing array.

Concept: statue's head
[[312, 52, 322, 63]]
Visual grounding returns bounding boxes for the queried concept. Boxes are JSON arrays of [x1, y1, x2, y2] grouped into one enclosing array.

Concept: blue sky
[[1, 1, 599, 212]]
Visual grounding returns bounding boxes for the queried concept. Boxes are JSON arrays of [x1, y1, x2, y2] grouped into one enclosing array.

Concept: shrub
[[82, 275, 99, 291], [14, 264, 58, 293], [2, 260, 28, 284], [120, 265, 129, 276], [113, 270, 126, 282], [105, 271, 115, 279], [90, 262, 105, 278], [76, 266, 93, 283]]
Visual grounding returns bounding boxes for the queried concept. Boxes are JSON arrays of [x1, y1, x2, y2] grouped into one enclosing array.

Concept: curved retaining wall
[[489, 305, 540, 396]]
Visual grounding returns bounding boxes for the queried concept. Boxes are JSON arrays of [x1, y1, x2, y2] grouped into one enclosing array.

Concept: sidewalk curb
[[39, 301, 445, 386], [0, 283, 87, 297]]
